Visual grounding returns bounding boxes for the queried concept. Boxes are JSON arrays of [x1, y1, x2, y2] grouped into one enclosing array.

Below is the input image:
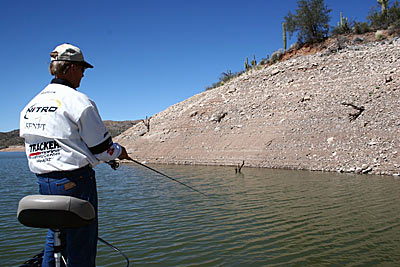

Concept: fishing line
[[107, 158, 208, 197], [20, 238, 129, 266], [98, 237, 129, 267]]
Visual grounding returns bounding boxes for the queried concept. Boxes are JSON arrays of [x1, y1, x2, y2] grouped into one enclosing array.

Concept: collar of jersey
[[51, 78, 76, 90]]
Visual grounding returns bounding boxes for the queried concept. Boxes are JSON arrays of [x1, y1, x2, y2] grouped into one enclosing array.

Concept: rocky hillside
[[0, 130, 24, 150], [117, 33, 400, 176], [103, 120, 141, 138]]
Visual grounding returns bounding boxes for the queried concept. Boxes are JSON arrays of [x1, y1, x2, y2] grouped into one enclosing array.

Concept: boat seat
[[17, 195, 95, 229]]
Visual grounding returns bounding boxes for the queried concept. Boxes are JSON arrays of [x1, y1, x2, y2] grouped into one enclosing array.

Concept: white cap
[[50, 43, 93, 68]]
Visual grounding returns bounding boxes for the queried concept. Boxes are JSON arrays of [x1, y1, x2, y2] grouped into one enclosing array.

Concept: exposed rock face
[[117, 37, 400, 176]]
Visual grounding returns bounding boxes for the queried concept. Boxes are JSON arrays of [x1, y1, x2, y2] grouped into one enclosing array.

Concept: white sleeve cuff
[[93, 142, 122, 162]]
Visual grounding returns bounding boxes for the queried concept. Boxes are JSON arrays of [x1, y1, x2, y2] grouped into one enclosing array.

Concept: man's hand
[[118, 146, 131, 160]]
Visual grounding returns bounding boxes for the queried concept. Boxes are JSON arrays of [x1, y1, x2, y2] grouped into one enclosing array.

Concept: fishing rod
[[107, 157, 208, 197]]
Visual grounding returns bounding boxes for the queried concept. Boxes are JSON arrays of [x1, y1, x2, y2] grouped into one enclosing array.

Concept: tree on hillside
[[284, 0, 331, 44]]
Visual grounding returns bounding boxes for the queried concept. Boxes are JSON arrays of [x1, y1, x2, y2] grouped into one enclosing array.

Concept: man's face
[[70, 64, 85, 88]]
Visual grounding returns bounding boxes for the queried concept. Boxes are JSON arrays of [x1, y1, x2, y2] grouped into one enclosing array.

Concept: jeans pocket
[[54, 178, 78, 196]]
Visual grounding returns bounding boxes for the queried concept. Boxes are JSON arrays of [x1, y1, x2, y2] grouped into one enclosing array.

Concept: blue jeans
[[37, 166, 98, 267]]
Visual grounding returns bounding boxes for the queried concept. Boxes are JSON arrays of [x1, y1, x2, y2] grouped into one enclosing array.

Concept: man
[[20, 43, 129, 266]]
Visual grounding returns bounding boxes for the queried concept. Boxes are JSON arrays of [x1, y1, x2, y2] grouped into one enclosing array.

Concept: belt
[[36, 165, 92, 179]]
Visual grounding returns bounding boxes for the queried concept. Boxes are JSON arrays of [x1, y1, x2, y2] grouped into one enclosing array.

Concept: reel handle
[[107, 160, 120, 170]]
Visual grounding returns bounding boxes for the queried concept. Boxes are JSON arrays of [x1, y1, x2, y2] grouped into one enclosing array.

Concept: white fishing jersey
[[20, 79, 121, 174]]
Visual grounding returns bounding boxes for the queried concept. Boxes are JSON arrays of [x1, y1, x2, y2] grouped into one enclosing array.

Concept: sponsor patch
[[24, 99, 61, 120], [28, 140, 61, 162], [25, 123, 46, 131]]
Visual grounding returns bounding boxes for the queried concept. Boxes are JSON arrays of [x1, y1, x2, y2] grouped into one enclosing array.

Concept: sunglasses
[[73, 64, 85, 74]]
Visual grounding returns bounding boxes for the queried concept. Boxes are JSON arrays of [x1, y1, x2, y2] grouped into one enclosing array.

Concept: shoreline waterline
[[0, 145, 24, 152], [3, 149, 399, 177]]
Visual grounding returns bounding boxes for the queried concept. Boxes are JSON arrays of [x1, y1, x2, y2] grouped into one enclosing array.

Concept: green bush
[[368, 9, 390, 29], [205, 70, 244, 91], [270, 49, 283, 64], [259, 55, 270, 66], [219, 70, 235, 83], [388, 19, 400, 34], [353, 22, 371, 34]]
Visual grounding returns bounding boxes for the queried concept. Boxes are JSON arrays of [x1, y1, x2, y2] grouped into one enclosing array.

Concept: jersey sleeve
[[78, 104, 122, 162]]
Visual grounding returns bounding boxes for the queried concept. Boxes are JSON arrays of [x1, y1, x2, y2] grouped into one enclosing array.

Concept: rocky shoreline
[[116, 34, 400, 177]]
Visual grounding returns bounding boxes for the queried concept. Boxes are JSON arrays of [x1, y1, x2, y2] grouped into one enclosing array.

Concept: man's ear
[[62, 65, 72, 75]]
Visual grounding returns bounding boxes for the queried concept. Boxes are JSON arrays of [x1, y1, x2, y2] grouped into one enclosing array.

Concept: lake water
[[1, 152, 400, 266]]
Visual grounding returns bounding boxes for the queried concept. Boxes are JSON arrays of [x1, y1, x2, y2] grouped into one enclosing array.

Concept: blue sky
[[1, 0, 378, 132]]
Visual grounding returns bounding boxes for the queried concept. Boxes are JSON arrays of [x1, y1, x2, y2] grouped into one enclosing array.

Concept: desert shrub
[[353, 22, 371, 34], [332, 24, 351, 35], [289, 42, 301, 51], [368, 9, 390, 29], [270, 49, 283, 64], [387, 0, 400, 28], [336, 36, 350, 49], [376, 30, 386, 40], [259, 56, 270, 66], [205, 70, 243, 91], [388, 19, 400, 34], [219, 70, 235, 83]]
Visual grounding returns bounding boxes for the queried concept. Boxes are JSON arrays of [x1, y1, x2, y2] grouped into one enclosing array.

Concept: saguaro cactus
[[378, 0, 389, 15], [339, 12, 346, 26], [251, 55, 257, 68], [244, 57, 250, 71], [282, 22, 287, 52], [337, 12, 350, 32]]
